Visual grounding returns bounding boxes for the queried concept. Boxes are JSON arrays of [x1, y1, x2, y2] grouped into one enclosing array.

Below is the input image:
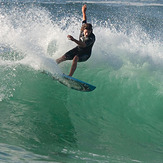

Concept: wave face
[[0, 1, 163, 162]]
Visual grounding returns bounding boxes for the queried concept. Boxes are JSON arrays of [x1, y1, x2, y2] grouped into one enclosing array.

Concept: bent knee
[[62, 55, 67, 60]]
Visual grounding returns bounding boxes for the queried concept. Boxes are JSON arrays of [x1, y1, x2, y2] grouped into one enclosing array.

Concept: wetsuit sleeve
[[82, 20, 87, 24]]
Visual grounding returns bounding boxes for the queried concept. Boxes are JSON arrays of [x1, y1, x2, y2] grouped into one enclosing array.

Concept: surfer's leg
[[69, 55, 79, 76], [57, 47, 78, 64], [56, 55, 66, 64]]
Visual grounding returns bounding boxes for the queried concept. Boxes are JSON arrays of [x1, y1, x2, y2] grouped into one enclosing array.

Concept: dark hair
[[81, 23, 93, 32]]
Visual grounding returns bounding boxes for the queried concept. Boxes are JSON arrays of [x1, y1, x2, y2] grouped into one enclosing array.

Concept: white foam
[[93, 25, 163, 68], [0, 4, 163, 99], [0, 6, 64, 75]]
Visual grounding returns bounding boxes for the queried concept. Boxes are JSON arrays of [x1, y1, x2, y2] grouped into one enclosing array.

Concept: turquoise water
[[0, 1, 163, 162]]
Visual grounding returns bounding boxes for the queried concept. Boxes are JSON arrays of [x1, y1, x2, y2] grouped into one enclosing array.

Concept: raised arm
[[82, 4, 87, 22], [66, 4, 88, 47]]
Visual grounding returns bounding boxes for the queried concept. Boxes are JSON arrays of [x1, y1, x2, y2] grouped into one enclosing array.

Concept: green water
[[0, 62, 163, 162]]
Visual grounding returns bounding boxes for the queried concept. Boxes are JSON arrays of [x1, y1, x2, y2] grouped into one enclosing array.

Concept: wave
[[0, 4, 163, 162]]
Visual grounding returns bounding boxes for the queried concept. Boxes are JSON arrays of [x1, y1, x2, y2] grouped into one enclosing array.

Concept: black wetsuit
[[64, 21, 95, 62]]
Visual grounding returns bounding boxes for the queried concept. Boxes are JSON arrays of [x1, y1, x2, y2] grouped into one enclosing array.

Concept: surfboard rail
[[58, 74, 96, 92]]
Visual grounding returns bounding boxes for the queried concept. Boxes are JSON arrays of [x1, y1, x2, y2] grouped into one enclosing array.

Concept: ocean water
[[0, 0, 163, 162]]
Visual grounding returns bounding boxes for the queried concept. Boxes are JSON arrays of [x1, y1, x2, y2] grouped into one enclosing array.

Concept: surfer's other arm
[[67, 35, 86, 47], [82, 4, 87, 22]]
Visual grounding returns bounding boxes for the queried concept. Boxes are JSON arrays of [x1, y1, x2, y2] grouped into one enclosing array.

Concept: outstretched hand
[[82, 4, 87, 13], [67, 35, 86, 47], [67, 35, 75, 41]]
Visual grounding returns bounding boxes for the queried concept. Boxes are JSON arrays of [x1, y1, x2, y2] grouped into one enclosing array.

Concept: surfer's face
[[84, 29, 91, 37]]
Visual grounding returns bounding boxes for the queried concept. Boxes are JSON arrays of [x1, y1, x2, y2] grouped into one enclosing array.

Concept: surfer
[[56, 4, 95, 76]]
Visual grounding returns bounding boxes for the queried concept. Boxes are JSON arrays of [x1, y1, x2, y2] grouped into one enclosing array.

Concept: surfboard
[[57, 74, 96, 92]]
